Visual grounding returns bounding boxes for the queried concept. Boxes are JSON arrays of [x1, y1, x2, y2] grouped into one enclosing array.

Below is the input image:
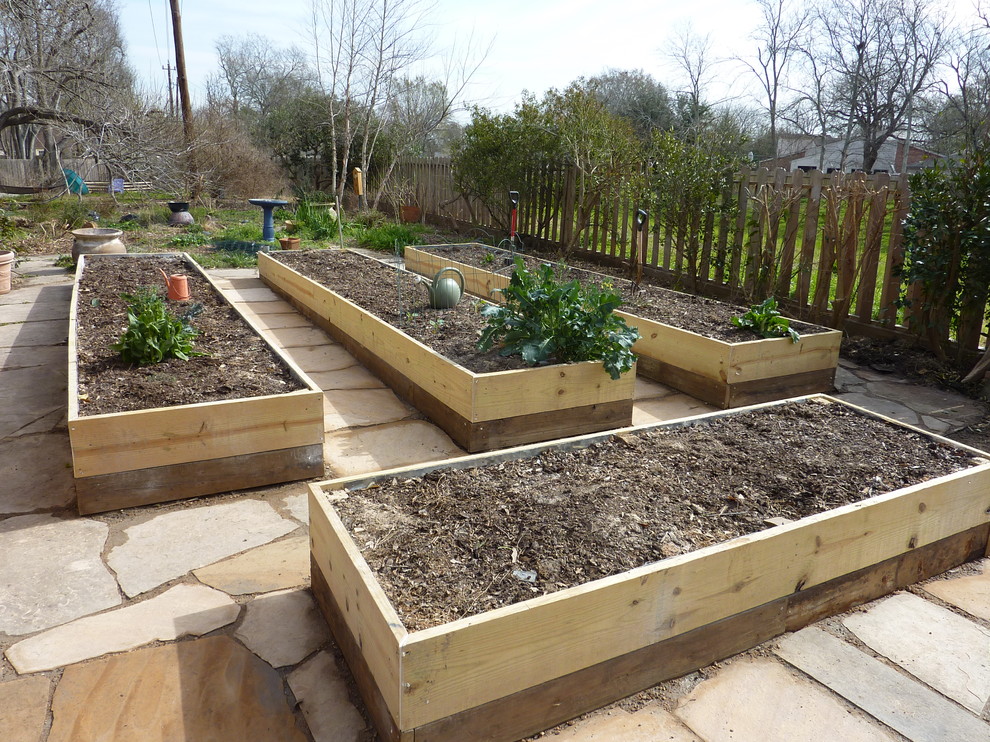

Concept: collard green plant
[[732, 297, 800, 343], [477, 258, 639, 379], [112, 288, 204, 365]]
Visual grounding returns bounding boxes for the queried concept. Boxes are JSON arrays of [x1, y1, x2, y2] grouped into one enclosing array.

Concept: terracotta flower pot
[[400, 205, 421, 223], [0, 250, 14, 294], [278, 237, 301, 250]]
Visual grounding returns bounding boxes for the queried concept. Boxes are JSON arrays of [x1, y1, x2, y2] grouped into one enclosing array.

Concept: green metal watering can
[[421, 267, 465, 309]]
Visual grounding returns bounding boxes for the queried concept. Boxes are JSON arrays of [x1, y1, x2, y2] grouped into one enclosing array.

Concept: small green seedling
[[732, 297, 800, 343]]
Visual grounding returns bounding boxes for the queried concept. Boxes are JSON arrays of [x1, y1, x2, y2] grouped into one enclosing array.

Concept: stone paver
[[923, 560, 990, 621], [267, 326, 335, 349], [282, 493, 308, 523], [867, 380, 985, 426], [776, 626, 990, 742], [288, 650, 367, 742], [193, 535, 310, 595], [0, 514, 119, 636], [833, 391, 922, 427], [0, 343, 66, 370], [323, 388, 415, 431], [633, 376, 676, 400], [281, 343, 358, 373], [0, 434, 75, 512], [550, 704, 700, 741], [0, 284, 71, 305], [0, 675, 50, 742], [842, 592, 990, 713], [235, 588, 329, 668], [5, 584, 239, 673], [47, 636, 308, 742], [0, 301, 69, 323], [106, 499, 298, 597], [307, 366, 386, 391], [0, 319, 67, 348], [324, 419, 465, 477], [632, 393, 715, 427], [675, 657, 898, 741]]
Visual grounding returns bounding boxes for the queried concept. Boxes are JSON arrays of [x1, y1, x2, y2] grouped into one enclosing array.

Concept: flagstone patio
[[2, 256, 990, 741]]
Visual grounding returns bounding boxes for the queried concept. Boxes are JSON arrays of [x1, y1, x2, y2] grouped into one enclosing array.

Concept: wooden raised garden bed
[[69, 253, 325, 514], [257, 251, 635, 453], [309, 394, 990, 741], [405, 244, 843, 408]]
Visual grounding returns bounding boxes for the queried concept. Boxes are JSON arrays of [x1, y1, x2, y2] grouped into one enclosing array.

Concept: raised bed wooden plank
[[404, 246, 842, 409], [309, 395, 990, 737], [69, 253, 325, 513], [258, 252, 635, 452]]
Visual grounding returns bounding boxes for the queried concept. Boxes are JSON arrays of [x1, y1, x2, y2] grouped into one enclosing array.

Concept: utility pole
[[169, 0, 193, 146], [169, 0, 198, 197], [162, 61, 174, 117]]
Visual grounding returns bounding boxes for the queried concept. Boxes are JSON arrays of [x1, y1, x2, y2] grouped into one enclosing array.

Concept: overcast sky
[[118, 0, 987, 118]]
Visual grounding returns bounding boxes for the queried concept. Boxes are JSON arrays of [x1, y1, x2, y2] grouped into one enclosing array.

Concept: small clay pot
[[278, 237, 301, 250], [71, 228, 126, 263], [0, 250, 13, 294]]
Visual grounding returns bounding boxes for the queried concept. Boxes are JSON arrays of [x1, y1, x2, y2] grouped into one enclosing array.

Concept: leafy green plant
[[112, 288, 204, 365], [191, 250, 258, 269], [477, 257, 639, 379], [53, 254, 75, 270], [294, 199, 340, 241], [167, 231, 211, 248], [358, 222, 426, 252], [732, 297, 800, 342], [481, 251, 496, 265]]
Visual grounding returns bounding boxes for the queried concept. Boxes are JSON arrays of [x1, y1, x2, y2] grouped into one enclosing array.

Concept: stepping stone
[[206, 268, 258, 280], [235, 588, 329, 668], [0, 675, 50, 742], [0, 319, 68, 348], [842, 592, 990, 713], [0, 434, 76, 513], [834, 365, 867, 392], [0, 514, 119, 636], [323, 388, 415, 431], [240, 311, 311, 331], [5, 584, 239, 673], [193, 535, 310, 595], [549, 704, 699, 740], [282, 344, 357, 373], [48, 636, 308, 742], [106, 499, 298, 597], [0, 344, 66, 370], [0, 284, 71, 305], [281, 493, 308, 523], [307, 366, 386, 391], [867, 380, 984, 426], [266, 326, 333, 349], [833, 392, 922, 427], [237, 298, 298, 315], [324, 420, 466, 477], [222, 286, 282, 303], [632, 393, 714, 426], [288, 651, 367, 742], [923, 561, 990, 621], [776, 626, 990, 742], [675, 657, 898, 741], [633, 376, 676, 400], [0, 301, 69, 323]]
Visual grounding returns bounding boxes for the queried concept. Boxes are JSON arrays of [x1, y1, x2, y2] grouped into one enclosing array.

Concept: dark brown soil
[[332, 398, 979, 631], [271, 250, 534, 373], [75, 254, 305, 416], [419, 243, 831, 342]]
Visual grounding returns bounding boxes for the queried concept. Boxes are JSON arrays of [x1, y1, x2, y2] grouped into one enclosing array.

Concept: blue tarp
[[62, 168, 89, 195]]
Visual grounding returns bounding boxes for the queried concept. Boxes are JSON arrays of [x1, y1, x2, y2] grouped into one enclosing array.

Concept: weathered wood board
[[405, 245, 842, 408], [257, 252, 635, 452], [308, 395, 990, 741], [69, 253, 325, 514]]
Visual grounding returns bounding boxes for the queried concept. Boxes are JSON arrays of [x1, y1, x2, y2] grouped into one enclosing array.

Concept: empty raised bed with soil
[[406, 244, 842, 408], [257, 249, 635, 452], [69, 253, 324, 514], [309, 395, 990, 742]]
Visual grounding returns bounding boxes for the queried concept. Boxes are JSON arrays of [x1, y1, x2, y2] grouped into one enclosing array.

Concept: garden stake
[[509, 190, 520, 261], [633, 209, 647, 287]]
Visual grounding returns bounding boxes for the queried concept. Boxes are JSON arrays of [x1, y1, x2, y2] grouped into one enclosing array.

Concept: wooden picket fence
[[382, 158, 988, 357]]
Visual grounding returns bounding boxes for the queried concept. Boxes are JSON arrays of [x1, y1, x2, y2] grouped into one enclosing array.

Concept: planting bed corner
[[308, 394, 990, 742], [69, 253, 325, 514], [257, 250, 635, 452], [405, 244, 843, 408]]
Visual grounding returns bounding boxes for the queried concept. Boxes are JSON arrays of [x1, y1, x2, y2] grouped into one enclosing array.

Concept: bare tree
[[0, 0, 132, 175], [664, 25, 717, 137], [212, 34, 311, 119], [743, 0, 810, 159]]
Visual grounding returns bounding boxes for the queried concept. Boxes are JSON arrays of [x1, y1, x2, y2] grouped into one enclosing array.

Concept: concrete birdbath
[[248, 198, 288, 242]]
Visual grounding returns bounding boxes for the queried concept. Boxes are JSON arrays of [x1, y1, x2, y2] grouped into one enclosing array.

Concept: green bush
[[357, 222, 426, 252], [294, 199, 340, 241], [112, 288, 203, 365], [477, 258, 639, 379]]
